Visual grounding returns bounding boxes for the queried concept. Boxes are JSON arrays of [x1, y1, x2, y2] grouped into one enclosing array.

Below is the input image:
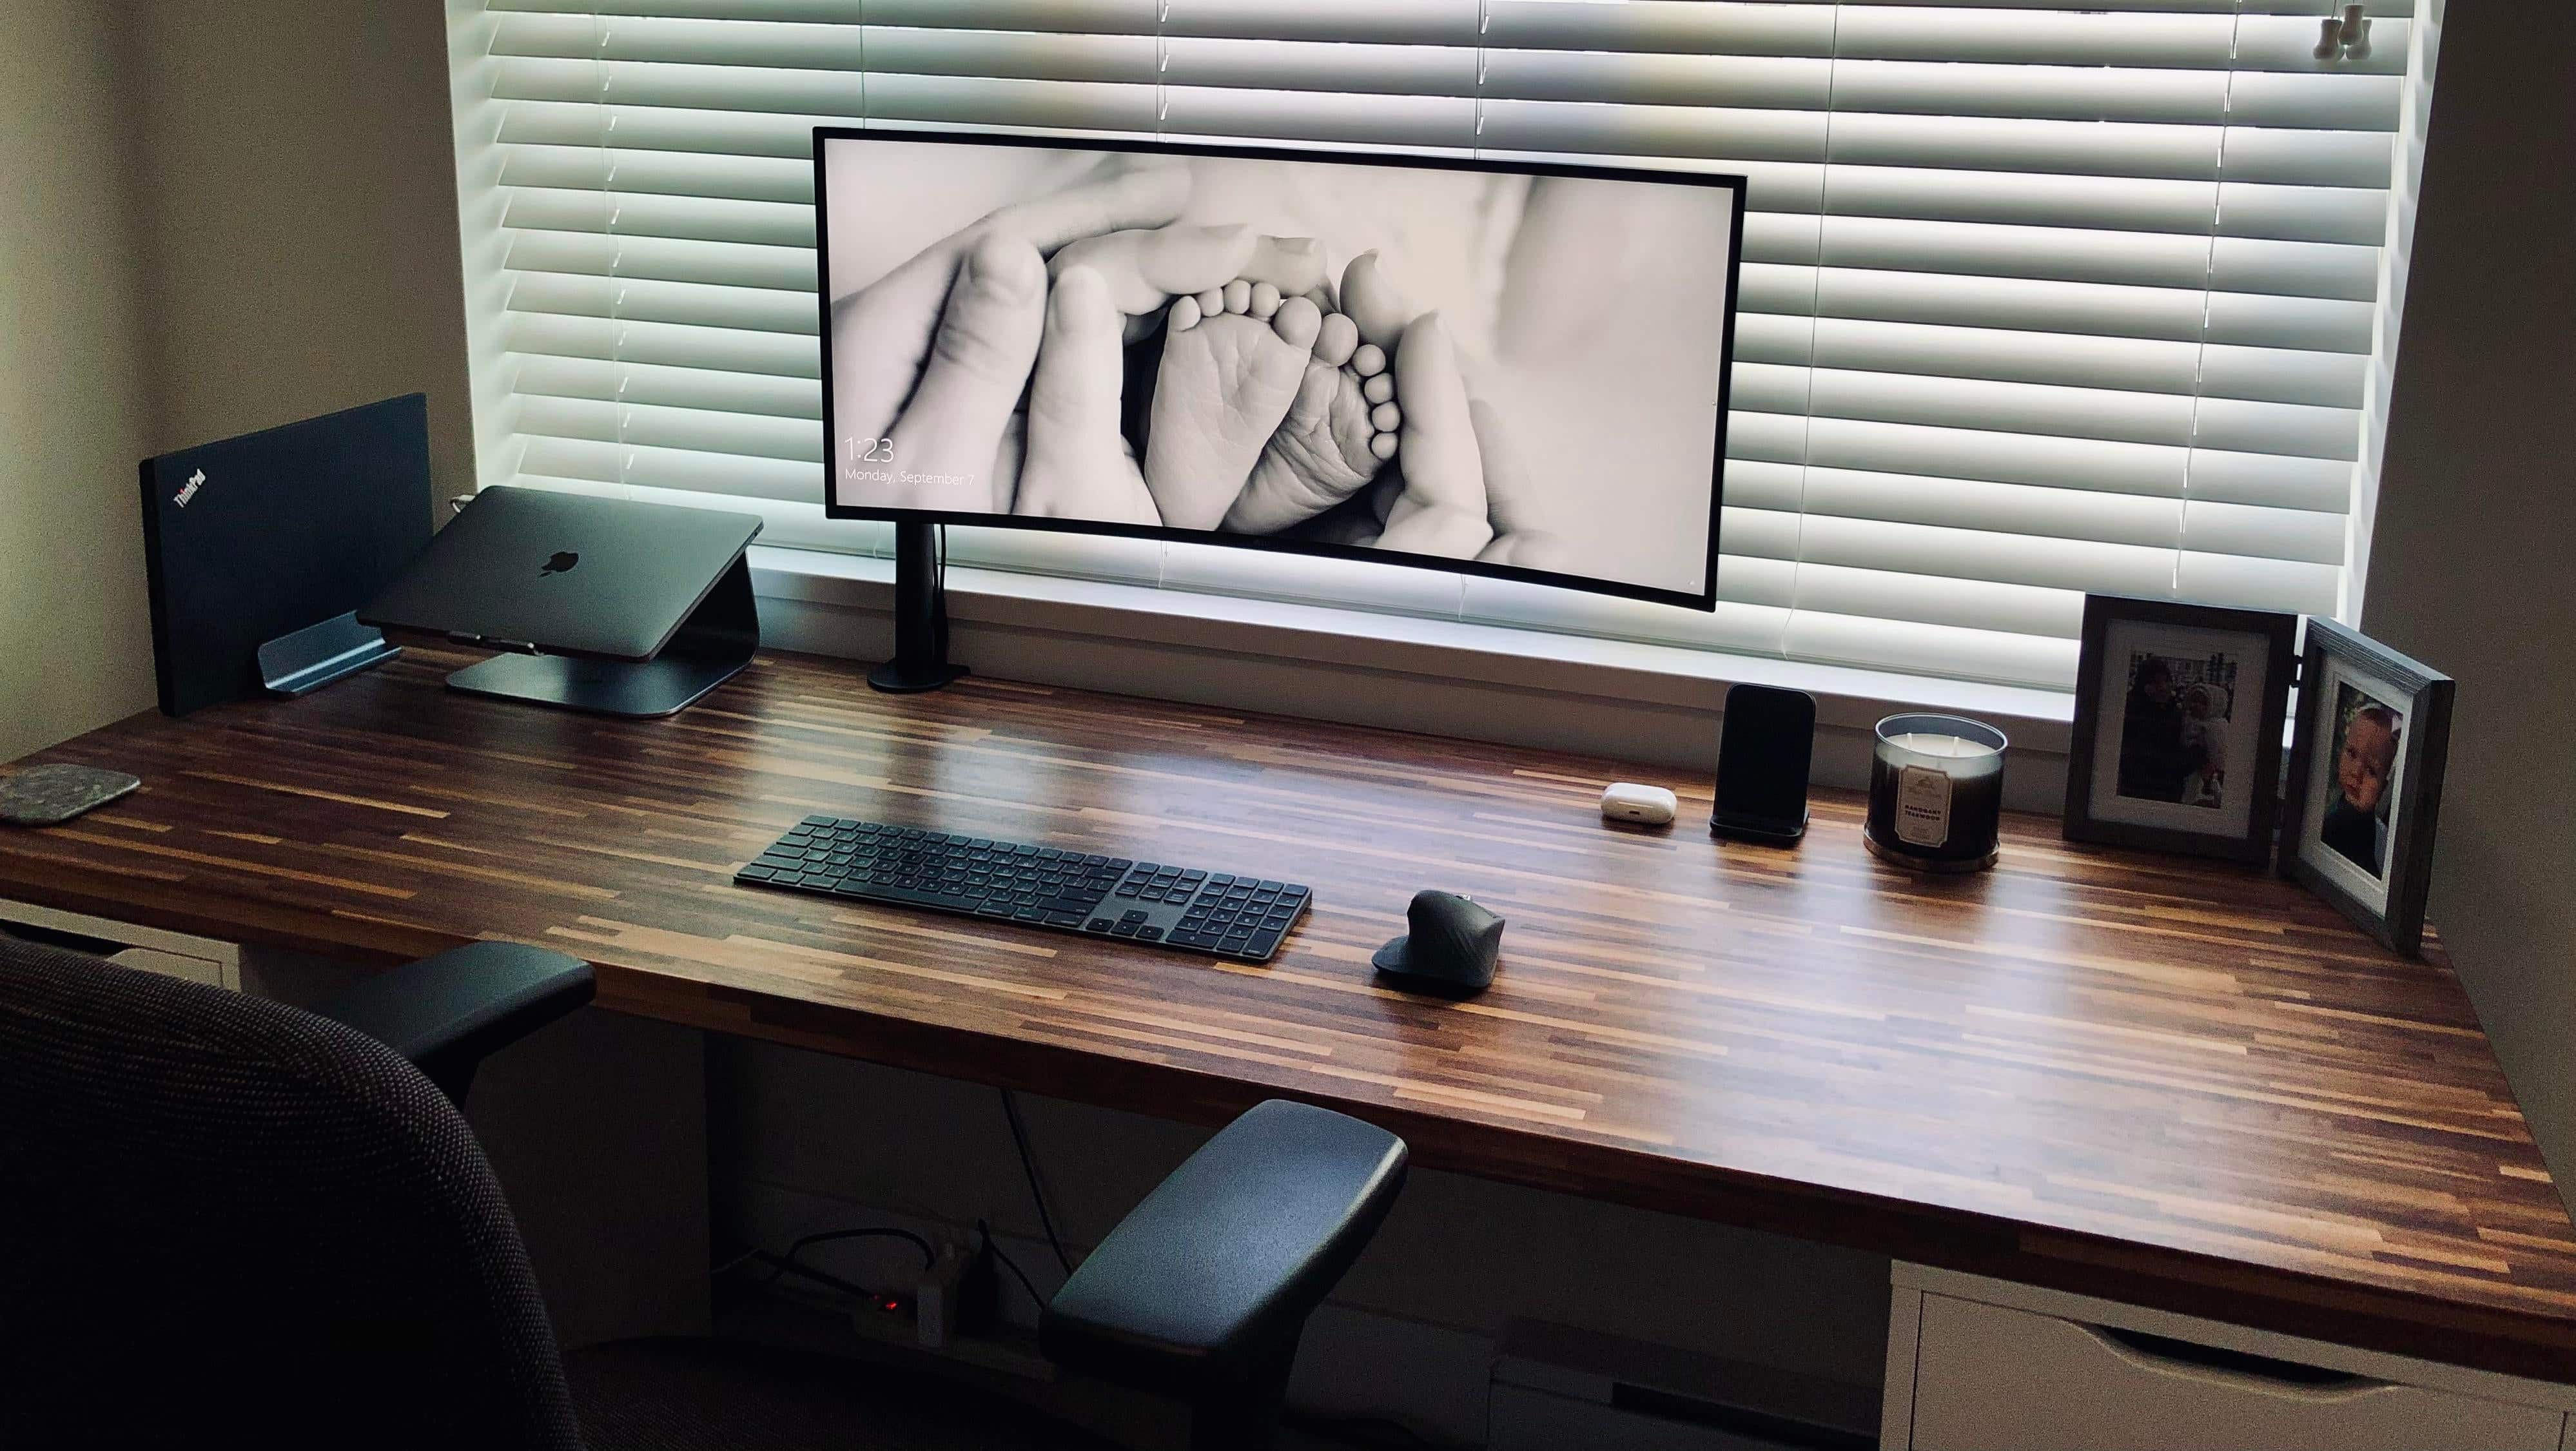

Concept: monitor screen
[[816, 130, 1741, 609]]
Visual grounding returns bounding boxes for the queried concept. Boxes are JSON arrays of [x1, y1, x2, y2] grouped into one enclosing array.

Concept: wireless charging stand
[[445, 554, 761, 719]]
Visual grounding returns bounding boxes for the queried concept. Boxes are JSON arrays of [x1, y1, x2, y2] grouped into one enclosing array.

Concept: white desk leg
[[1882, 1283, 1924, 1450]]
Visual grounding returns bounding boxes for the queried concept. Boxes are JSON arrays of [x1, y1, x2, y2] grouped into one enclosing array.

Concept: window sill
[[746, 546, 2075, 763]]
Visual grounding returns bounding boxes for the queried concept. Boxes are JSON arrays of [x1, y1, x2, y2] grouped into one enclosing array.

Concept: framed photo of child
[[2280, 618, 2454, 957], [2062, 596, 2298, 865]]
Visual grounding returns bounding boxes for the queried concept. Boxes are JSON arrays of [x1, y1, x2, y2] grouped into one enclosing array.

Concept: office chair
[[0, 935, 1408, 1450]]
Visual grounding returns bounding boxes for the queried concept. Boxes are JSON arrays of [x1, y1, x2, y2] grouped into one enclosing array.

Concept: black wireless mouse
[[1372, 890, 1505, 994]]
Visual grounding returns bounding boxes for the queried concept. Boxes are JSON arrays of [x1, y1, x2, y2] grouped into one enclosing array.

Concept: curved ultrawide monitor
[[816, 128, 1741, 610]]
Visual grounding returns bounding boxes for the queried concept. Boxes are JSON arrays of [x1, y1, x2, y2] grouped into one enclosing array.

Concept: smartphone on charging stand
[[1710, 684, 1815, 844]]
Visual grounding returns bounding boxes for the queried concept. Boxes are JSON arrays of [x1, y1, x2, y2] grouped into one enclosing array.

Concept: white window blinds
[[448, 1, 2425, 690]]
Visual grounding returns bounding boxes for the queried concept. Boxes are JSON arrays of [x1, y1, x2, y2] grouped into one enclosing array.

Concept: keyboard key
[[1045, 912, 1085, 928], [1247, 931, 1282, 956], [1111, 922, 1140, 937], [1086, 918, 1115, 933], [1120, 910, 1149, 924], [1136, 927, 1164, 942], [737, 866, 776, 881]]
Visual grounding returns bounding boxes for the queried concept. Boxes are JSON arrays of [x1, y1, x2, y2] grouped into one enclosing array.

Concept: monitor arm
[[868, 520, 967, 693]]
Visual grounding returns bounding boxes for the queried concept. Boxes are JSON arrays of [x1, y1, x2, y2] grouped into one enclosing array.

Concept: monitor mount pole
[[868, 520, 967, 694]]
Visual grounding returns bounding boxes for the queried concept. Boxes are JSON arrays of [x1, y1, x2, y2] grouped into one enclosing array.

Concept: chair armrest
[[1040, 1100, 1407, 1401], [311, 942, 594, 1104]]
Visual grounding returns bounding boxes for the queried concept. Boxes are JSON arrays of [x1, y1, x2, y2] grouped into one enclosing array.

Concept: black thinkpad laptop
[[138, 394, 433, 717]]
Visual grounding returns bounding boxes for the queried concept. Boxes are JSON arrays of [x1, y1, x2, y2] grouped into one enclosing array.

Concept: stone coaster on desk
[[0, 764, 142, 827]]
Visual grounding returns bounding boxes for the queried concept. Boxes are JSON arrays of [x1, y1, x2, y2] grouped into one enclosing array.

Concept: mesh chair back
[[0, 936, 581, 1449]]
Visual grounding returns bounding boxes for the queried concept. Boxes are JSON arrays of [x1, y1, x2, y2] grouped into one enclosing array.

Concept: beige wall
[[0, 5, 157, 763], [118, 0, 474, 517], [1, 1, 473, 765], [2363, 2, 2576, 1196]]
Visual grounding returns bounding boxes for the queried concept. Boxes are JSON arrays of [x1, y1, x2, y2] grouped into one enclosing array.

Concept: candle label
[[1895, 764, 1954, 848]]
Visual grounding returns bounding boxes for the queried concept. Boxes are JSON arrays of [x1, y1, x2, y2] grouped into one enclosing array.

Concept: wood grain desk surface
[[5, 645, 2571, 1379]]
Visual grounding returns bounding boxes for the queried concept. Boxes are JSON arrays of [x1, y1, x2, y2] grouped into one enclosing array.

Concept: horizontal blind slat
[[512, 355, 822, 419], [1781, 610, 2077, 691], [503, 229, 817, 291], [520, 434, 826, 500], [489, 1, 1151, 28], [507, 185, 814, 246], [505, 311, 819, 376], [507, 271, 817, 335], [1791, 561, 2083, 641], [516, 395, 826, 463], [1795, 266, 2372, 351]]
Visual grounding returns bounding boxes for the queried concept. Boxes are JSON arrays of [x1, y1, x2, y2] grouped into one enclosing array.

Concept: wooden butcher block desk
[[3, 643, 2570, 1387]]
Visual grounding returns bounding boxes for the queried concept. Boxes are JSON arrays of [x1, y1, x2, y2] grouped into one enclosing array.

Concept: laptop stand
[[444, 553, 759, 718], [259, 612, 403, 697]]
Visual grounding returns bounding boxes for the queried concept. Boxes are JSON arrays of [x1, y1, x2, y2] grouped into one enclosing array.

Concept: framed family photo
[[2279, 618, 2453, 957], [2063, 596, 2298, 866]]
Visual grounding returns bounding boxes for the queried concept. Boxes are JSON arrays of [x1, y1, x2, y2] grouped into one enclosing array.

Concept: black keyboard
[[736, 816, 1312, 963]]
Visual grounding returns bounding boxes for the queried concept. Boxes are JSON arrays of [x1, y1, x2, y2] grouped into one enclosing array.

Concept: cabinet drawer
[[108, 946, 228, 988], [1911, 1294, 2562, 1451]]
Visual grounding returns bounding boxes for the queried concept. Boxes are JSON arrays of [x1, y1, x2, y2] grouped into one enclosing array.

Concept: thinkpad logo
[[174, 469, 206, 508]]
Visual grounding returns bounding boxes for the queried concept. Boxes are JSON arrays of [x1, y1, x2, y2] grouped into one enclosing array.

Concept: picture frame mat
[[2086, 618, 2269, 841], [2294, 652, 2413, 917]]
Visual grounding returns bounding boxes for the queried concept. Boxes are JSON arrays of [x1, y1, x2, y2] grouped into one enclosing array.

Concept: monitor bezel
[[813, 126, 1744, 613]]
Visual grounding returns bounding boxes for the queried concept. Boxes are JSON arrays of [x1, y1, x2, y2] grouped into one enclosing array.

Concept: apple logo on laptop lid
[[541, 550, 579, 576]]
